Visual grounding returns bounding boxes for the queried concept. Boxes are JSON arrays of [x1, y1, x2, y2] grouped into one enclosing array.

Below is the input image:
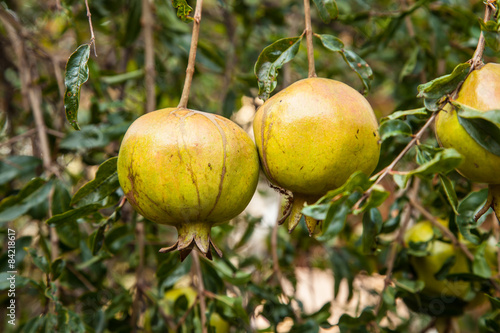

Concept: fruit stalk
[[470, 3, 495, 70], [192, 251, 208, 333], [178, 0, 204, 109], [303, 0, 316, 78]]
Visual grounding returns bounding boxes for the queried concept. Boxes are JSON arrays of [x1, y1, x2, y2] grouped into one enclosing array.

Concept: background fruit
[[118, 108, 260, 260], [435, 63, 500, 184], [253, 77, 380, 233]]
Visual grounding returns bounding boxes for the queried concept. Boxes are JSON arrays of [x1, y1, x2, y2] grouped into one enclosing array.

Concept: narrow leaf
[[439, 174, 459, 215], [362, 208, 383, 253], [90, 224, 107, 255], [382, 108, 428, 121], [51, 258, 66, 281], [456, 189, 489, 244], [64, 44, 91, 130], [71, 157, 119, 207], [254, 37, 302, 100], [399, 47, 419, 81], [316, 34, 373, 93], [0, 178, 53, 223], [171, 0, 193, 22], [472, 243, 492, 278], [417, 63, 471, 111], [46, 203, 104, 227], [312, 0, 338, 23], [434, 255, 456, 280]]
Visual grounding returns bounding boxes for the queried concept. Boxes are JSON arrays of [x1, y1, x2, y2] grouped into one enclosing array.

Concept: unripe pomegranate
[[117, 108, 260, 260], [435, 63, 500, 184], [253, 78, 381, 234]]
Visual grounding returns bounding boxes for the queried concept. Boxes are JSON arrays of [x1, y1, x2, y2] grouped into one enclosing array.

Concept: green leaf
[[254, 37, 302, 100], [403, 148, 463, 186], [394, 277, 425, 293], [46, 203, 104, 227], [56, 220, 81, 248], [362, 208, 382, 253], [51, 258, 65, 281], [312, 0, 338, 23], [71, 157, 119, 207], [472, 243, 492, 278], [171, 0, 193, 22], [479, 19, 500, 52], [52, 181, 71, 216], [382, 108, 428, 121], [456, 188, 489, 244], [315, 34, 373, 93], [379, 119, 412, 141], [0, 156, 41, 185], [439, 174, 459, 215], [417, 63, 471, 111], [453, 102, 500, 156], [64, 44, 91, 131], [317, 199, 350, 241], [0, 178, 53, 224], [27, 248, 50, 274], [90, 223, 107, 255], [399, 47, 419, 81]]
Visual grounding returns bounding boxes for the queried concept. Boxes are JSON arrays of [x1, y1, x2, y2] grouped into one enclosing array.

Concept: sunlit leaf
[[479, 19, 500, 52], [403, 148, 463, 186], [382, 108, 428, 121], [64, 44, 91, 130], [171, 0, 193, 22], [254, 37, 302, 100], [417, 63, 471, 111], [71, 157, 119, 207]]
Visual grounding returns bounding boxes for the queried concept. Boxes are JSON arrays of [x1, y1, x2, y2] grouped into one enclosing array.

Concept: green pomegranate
[[117, 108, 259, 260], [435, 63, 500, 184], [435, 63, 500, 221], [253, 78, 381, 234]]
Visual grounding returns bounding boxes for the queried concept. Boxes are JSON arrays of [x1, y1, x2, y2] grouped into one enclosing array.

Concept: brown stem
[[303, 0, 316, 78], [84, 0, 97, 56], [192, 251, 207, 333], [131, 221, 146, 332], [178, 0, 204, 109], [142, 0, 156, 113], [470, 4, 493, 70], [66, 265, 97, 292], [0, 128, 36, 147], [355, 112, 437, 209]]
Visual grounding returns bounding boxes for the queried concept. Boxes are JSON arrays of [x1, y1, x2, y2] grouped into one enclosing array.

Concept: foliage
[[0, 0, 500, 332]]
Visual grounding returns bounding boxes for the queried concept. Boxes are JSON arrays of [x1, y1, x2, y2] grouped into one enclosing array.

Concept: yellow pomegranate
[[253, 78, 381, 233], [435, 63, 500, 184], [118, 108, 259, 260]]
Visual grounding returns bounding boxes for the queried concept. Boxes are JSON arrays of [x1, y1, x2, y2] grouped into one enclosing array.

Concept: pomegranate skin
[[118, 108, 260, 260], [253, 78, 380, 233], [435, 63, 500, 184]]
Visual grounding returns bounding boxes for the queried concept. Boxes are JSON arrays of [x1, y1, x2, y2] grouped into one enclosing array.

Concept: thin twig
[[0, 128, 36, 147], [172, 293, 199, 331], [142, 0, 156, 113], [178, 0, 204, 109], [355, 112, 438, 210], [470, 4, 494, 70], [66, 265, 97, 292], [192, 251, 207, 333], [131, 221, 146, 332], [84, 0, 97, 56], [303, 0, 316, 78], [141, 287, 176, 327], [271, 217, 286, 295]]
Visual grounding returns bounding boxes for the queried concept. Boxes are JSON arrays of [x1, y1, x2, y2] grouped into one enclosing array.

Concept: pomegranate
[[117, 108, 260, 260], [435, 63, 500, 184], [253, 78, 381, 234]]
